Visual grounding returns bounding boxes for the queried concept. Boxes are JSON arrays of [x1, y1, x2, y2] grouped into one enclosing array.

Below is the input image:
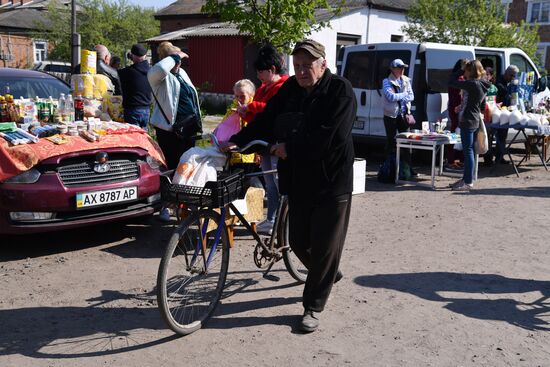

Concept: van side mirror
[[537, 76, 548, 92]]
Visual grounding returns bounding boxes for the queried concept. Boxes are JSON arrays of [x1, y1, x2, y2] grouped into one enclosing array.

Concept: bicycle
[[156, 136, 308, 335]]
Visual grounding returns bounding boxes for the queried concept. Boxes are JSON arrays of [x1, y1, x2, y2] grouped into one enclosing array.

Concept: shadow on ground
[[0, 216, 174, 261], [355, 272, 550, 331], [0, 270, 303, 359]]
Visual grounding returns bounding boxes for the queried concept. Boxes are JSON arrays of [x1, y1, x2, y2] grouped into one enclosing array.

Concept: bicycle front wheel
[[157, 209, 230, 335], [279, 199, 308, 283]]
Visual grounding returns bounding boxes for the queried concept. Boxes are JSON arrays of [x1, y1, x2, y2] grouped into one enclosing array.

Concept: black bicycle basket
[[161, 169, 245, 208]]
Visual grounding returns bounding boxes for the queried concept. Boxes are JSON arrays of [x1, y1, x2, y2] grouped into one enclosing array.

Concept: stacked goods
[[70, 48, 119, 122], [490, 104, 549, 127]]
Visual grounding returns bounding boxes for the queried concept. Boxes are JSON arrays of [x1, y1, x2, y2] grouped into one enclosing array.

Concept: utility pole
[[71, 0, 80, 71]]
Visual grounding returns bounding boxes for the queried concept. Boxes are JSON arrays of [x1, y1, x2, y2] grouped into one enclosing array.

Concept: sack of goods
[[172, 146, 227, 186]]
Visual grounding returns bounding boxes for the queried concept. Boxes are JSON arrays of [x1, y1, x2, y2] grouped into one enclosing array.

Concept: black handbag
[[172, 113, 202, 140]]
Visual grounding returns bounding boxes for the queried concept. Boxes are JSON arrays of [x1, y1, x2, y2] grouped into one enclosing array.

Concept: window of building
[[336, 33, 360, 60], [535, 43, 550, 69], [390, 35, 404, 42], [34, 41, 47, 62], [529, 1, 550, 23], [502, 0, 512, 23]]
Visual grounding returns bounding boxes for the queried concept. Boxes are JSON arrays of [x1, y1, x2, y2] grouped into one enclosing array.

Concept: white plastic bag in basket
[[173, 146, 227, 187]]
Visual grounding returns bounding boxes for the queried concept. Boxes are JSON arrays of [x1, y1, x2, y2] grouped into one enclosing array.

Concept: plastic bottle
[[58, 93, 66, 120], [74, 94, 84, 121], [510, 79, 519, 107], [65, 94, 75, 122], [48, 96, 55, 119], [0, 96, 7, 122]]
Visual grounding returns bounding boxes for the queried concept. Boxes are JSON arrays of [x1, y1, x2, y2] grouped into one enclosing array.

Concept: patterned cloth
[[0, 132, 165, 181]]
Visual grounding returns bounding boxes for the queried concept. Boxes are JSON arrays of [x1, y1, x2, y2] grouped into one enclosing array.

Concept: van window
[[344, 50, 412, 90], [48, 64, 71, 73], [373, 50, 412, 90], [476, 55, 503, 77], [343, 51, 375, 89], [510, 53, 536, 74], [425, 48, 475, 93]]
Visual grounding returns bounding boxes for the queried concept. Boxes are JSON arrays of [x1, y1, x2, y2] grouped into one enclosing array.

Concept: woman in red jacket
[[237, 44, 288, 235]]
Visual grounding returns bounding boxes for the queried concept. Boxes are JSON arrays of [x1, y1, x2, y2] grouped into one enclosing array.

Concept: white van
[[338, 42, 547, 144]]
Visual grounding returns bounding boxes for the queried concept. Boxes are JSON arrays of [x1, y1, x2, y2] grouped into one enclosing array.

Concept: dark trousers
[[155, 127, 194, 170], [485, 128, 508, 163], [288, 193, 352, 312], [383, 115, 411, 164], [124, 106, 150, 129]]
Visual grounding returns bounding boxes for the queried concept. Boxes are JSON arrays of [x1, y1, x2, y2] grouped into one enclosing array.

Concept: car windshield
[[0, 76, 70, 99]]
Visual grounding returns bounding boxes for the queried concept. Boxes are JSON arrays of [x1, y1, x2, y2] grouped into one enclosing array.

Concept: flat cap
[[131, 43, 147, 57], [291, 39, 325, 59]]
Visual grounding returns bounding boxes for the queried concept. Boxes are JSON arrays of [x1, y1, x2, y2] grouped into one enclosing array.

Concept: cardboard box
[[352, 158, 366, 195]]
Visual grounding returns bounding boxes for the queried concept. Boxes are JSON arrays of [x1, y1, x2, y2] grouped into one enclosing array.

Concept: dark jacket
[[118, 60, 152, 109], [97, 60, 122, 96], [230, 69, 357, 199], [448, 71, 490, 130], [495, 75, 510, 106]]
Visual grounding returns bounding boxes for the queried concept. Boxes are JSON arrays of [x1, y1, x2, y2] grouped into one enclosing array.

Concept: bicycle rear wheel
[[157, 209, 230, 335], [279, 199, 308, 283]]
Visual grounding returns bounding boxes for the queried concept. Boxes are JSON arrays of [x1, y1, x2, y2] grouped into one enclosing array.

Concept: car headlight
[[146, 155, 164, 170], [3, 168, 41, 184]]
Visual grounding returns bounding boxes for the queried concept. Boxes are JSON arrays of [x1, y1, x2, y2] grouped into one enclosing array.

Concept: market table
[[395, 135, 478, 190], [486, 123, 548, 177], [0, 131, 166, 182]]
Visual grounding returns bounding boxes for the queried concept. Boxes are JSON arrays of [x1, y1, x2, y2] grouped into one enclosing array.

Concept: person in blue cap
[[382, 58, 415, 169]]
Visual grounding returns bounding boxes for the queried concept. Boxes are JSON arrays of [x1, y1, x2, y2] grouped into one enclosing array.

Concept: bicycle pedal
[[263, 273, 280, 282]]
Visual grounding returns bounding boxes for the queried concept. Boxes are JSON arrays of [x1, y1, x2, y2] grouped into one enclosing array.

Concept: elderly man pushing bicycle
[[220, 39, 357, 333]]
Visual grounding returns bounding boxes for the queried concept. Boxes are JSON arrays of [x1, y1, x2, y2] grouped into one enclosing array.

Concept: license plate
[[76, 186, 138, 209]]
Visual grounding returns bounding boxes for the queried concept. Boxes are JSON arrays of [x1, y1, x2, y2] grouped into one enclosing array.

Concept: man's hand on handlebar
[[218, 141, 238, 153], [270, 143, 287, 160]]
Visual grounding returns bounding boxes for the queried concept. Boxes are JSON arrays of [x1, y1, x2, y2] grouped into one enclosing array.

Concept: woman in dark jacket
[[446, 58, 467, 168], [448, 59, 490, 191]]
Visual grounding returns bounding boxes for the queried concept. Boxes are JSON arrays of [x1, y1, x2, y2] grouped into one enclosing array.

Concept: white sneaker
[[256, 220, 274, 235], [452, 182, 473, 191], [158, 207, 172, 222]]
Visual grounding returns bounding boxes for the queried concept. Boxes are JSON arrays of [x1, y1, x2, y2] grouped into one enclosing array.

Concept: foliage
[[202, 0, 346, 52], [402, 0, 541, 66], [34, 0, 159, 62]]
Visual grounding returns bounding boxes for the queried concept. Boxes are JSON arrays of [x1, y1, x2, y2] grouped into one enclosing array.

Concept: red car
[[0, 68, 163, 234]]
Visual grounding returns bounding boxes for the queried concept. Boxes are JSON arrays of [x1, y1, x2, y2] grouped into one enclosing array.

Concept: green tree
[[34, 0, 159, 62], [202, 0, 345, 52], [403, 0, 541, 66]]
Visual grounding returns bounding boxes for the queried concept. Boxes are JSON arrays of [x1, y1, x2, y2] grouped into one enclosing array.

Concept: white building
[[297, 1, 412, 73]]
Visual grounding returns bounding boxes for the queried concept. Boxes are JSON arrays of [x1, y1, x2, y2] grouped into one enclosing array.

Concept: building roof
[[0, 8, 51, 31], [0, 0, 75, 32], [0, 0, 71, 10], [155, 0, 413, 18], [154, 0, 207, 17], [146, 21, 246, 42]]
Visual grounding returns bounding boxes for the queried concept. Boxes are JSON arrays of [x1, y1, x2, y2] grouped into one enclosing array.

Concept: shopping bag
[[213, 112, 241, 142], [173, 146, 227, 186], [377, 154, 411, 183], [474, 117, 489, 155]]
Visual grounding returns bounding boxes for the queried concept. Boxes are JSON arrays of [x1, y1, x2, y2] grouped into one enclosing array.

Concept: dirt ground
[[1, 148, 550, 367]]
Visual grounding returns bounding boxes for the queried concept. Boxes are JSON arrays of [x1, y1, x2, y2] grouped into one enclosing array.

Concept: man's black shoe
[[498, 158, 511, 165], [334, 270, 343, 284], [300, 310, 319, 333]]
